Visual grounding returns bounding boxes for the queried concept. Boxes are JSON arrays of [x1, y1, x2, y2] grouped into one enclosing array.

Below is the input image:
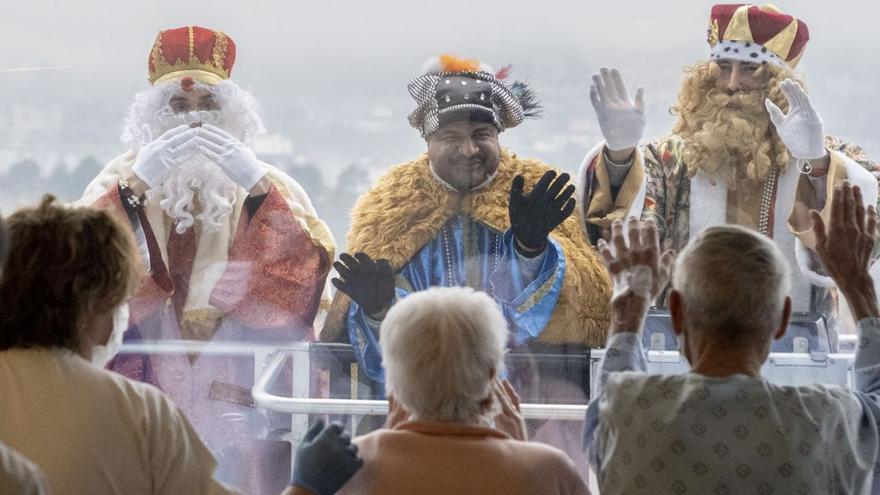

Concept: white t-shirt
[[0, 347, 235, 495]]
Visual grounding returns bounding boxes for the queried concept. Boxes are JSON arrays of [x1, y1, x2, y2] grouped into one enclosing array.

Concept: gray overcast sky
[[1, 0, 878, 191]]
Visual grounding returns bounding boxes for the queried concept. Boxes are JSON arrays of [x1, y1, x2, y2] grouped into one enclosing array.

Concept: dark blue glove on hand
[[291, 420, 363, 495]]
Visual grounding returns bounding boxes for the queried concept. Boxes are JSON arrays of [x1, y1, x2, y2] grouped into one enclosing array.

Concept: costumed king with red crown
[[577, 4, 878, 338], [76, 26, 335, 494]]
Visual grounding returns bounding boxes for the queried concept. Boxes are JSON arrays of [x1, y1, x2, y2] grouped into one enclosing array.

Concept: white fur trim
[[710, 40, 786, 67]]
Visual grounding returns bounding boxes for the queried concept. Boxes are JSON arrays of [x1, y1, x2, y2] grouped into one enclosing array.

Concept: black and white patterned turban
[[407, 56, 541, 139]]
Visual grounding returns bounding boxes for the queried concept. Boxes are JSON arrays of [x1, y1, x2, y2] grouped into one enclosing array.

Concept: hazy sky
[[2, 0, 878, 185]]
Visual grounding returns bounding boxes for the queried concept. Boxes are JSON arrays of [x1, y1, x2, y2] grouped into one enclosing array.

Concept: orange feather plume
[[438, 54, 481, 73]]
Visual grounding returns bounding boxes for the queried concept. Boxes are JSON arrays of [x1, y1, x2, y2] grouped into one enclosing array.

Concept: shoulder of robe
[[825, 135, 878, 175]]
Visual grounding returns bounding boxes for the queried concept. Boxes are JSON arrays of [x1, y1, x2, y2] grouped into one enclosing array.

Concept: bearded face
[[122, 80, 265, 233], [672, 60, 800, 188]]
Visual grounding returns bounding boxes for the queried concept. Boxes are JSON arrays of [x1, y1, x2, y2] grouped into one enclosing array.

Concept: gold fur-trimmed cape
[[321, 151, 611, 347]]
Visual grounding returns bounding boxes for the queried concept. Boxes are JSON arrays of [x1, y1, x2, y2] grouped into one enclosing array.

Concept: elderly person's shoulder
[[602, 370, 865, 422], [354, 419, 578, 457], [348, 420, 587, 495], [0, 347, 181, 423]]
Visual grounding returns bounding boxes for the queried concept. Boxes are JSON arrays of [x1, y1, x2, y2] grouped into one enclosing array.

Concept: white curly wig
[[120, 79, 265, 152]]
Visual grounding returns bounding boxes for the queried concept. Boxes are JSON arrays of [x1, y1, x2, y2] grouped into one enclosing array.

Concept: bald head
[[672, 225, 791, 349]]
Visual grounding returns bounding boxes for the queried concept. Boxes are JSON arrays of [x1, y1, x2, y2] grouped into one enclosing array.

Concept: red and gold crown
[[707, 4, 809, 68], [147, 26, 236, 86]]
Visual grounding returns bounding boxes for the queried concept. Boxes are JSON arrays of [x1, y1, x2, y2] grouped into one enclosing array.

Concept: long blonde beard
[[672, 62, 801, 190]]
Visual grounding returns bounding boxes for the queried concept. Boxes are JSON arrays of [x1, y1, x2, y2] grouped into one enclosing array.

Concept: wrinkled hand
[[509, 171, 576, 254], [492, 379, 528, 441], [332, 252, 395, 318], [197, 123, 268, 191], [810, 182, 879, 320], [292, 420, 363, 495], [765, 79, 826, 160], [598, 218, 674, 334], [132, 124, 199, 189], [589, 68, 646, 152]]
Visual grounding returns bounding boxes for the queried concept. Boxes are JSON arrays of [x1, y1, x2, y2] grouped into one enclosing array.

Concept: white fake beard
[[91, 304, 130, 369], [149, 153, 238, 234]]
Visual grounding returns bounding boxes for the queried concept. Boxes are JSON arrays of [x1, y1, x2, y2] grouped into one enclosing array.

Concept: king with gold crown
[[577, 4, 879, 337], [75, 26, 335, 493]]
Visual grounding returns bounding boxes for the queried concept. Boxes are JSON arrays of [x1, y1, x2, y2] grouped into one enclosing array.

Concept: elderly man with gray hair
[[584, 182, 880, 494]]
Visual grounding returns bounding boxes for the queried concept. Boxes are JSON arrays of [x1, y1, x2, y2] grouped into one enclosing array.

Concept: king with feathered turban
[[322, 55, 612, 387]]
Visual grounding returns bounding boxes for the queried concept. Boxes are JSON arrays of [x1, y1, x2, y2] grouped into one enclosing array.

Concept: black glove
[[332, 252, 395, 318], [509, 171, 576, 256], [291, 420, 363, 495]]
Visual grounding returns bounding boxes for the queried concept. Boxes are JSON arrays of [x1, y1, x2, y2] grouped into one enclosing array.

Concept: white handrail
[[118, 339, 310, 356], [252, 351, 589, 421]]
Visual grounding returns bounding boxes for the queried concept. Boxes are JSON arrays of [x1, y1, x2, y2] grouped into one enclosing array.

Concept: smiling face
[[427, 120, 501, 192]]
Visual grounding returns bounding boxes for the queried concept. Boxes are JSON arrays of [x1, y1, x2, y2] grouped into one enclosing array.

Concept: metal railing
[[251, 350, 590, 421]]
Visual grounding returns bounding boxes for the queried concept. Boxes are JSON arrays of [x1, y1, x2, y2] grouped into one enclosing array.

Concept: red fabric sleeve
[[210, 185, 330, 333], [93, 186, 173, 325]]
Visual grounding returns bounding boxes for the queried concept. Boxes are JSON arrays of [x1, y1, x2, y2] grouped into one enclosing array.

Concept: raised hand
[[765, 79, 826, 160], [509, 171, 576, 255], [132, 124, 199, 189], [492, 379, 528, 441], [197, 123, 268, 191], [332, 252, 396, 318], [292, 420, 363, 495], [810, 182, 879, 320], [597, 218, 674, 334], [589, 67, 646, 152]]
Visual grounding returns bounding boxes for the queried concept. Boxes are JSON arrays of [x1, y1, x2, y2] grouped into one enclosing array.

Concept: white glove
[[589, 68, 646, 152], [765, 79, 826, 160], [197, 124, 268, 191], [132, 125, 199, 189]]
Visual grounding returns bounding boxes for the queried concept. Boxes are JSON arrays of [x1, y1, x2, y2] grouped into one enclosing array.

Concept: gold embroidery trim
[[516, 258, 560, 314], [708, 18, 720, 46], [188, 26, 194, 61], [149, 27, 231, 85], [212, 31, 228, 69]]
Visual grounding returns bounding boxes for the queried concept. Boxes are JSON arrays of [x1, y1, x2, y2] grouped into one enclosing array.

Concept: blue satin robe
[[347, 214, 566, 383]]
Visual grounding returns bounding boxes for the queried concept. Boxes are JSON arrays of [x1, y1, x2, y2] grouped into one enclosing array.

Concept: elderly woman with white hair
[[584, 182, 880, 494], [338, 286, 590, 495]]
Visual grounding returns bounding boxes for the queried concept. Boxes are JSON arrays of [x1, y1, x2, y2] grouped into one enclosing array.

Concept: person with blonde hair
[[338, 286, 590, 495], [577, 4, 877, 329], [0, 196, 360, 495]]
